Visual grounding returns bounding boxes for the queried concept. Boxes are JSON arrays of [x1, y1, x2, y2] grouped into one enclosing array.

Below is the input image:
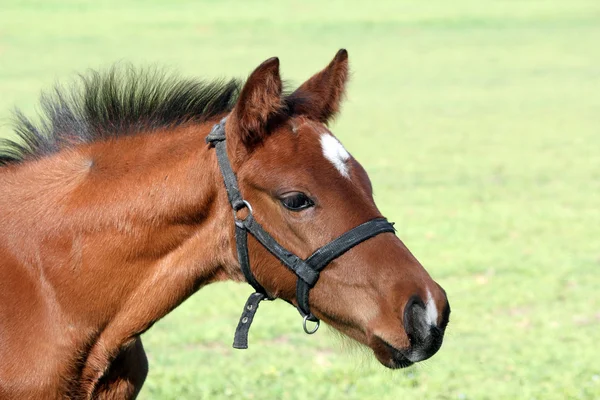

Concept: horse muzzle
[[369, 292, 450, 369]]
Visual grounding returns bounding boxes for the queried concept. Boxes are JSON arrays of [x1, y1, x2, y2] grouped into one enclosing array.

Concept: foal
[[0, 50, 449, 399]]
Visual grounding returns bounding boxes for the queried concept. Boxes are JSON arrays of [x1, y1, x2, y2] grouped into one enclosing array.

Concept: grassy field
[[1, 1, 600, 399]]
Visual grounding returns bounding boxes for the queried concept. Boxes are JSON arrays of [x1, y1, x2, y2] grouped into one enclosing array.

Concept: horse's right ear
[[227, 57, 284, 155]]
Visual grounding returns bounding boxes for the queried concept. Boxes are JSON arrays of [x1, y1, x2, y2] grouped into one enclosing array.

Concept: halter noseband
[[206, 118, 396, 349]]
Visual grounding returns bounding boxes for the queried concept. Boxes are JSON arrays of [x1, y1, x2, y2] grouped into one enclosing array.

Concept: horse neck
[[0, 120, 240, 335]]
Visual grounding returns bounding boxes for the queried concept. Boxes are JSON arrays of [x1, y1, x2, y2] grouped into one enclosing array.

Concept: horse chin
[[319, 316, 414, 369], [317, 312, 416, 369], [368, 334, 415, 369]]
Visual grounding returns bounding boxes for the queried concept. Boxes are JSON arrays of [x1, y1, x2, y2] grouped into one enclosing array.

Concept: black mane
[[0, 66, 242, 166]]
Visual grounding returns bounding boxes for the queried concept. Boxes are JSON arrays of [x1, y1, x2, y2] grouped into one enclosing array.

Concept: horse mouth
[[379, 343, 414, 369], [381, 342, 415, 369]]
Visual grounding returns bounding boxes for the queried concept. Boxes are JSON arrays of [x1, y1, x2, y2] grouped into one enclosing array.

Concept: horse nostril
[[403, 295, 429, 345], [402, 294, 445, 362]]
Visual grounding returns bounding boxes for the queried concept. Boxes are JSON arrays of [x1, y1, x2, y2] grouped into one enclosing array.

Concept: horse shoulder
[[0, 244, 71, 398]]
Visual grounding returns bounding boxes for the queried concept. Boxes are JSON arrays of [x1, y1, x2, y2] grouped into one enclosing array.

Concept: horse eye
[[280, 192, 314, 211]]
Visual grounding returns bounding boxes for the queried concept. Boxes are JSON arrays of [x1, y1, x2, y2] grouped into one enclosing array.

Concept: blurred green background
[[1, 1, 599, 399]]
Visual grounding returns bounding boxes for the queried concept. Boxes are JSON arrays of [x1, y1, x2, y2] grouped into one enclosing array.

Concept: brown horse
[[0, 50, 449, 399]]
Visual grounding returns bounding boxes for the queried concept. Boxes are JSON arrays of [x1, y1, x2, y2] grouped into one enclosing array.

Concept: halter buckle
[[302, 314, 320, 334], [233, 200, 253, 228]]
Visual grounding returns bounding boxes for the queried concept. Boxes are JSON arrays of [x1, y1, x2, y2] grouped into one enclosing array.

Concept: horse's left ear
[[229, 57, 284, 149], [288, 49, 349, 123]]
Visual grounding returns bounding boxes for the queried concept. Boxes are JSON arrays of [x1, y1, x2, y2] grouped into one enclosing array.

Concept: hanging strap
[[232, 292, 268, 349]]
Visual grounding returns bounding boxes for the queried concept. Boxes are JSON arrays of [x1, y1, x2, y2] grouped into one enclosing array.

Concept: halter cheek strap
[[206, 118, 396, 349]]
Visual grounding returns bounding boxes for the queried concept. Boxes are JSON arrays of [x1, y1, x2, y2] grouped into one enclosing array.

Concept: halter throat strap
[[206, 118, 396, 349]]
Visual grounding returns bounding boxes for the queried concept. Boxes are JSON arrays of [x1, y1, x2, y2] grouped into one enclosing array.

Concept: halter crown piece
[[206, 118, 396, 349]]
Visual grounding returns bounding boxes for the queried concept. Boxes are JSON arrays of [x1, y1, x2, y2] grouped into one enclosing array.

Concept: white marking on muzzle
[[425, 289, 439, 326], [320, 133, 350, 178]]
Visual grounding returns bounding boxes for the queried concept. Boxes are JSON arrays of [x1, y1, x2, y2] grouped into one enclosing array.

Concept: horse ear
[[288, 49, 349, 123], [229, 57, 284, 149]]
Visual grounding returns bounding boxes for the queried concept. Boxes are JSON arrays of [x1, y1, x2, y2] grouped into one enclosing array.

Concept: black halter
[[206, 118, 396, 349]]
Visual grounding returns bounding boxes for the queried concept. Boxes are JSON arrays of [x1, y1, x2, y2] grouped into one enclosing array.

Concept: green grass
[[1, 1, 600, 399]]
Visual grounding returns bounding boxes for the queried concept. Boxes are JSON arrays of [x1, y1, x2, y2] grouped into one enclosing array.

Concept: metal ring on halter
[[233, 200, 253, 227], [302, 314, 320, 334]]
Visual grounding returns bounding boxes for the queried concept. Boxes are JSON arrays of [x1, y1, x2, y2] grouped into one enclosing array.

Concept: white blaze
[[425, 289, 439, 326], [320, 133, 350, 178]]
